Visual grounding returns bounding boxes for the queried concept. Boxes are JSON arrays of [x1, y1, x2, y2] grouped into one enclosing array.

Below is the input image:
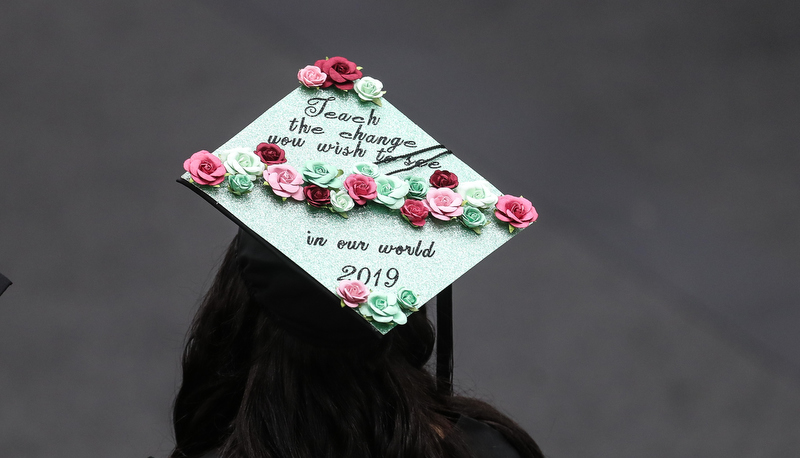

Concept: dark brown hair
[[170, 238, 543, 458]]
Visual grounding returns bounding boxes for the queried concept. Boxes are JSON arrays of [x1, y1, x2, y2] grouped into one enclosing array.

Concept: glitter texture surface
[[181, 87, 528, 333]]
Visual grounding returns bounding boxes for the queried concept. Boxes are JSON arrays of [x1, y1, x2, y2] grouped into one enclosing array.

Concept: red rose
[[303, 185, 331, 208], [343, 174, 377, 205], [400, 199, 429, 227], [254, 143, 287, 166], [495, 195, 538, 229], [314, 56, 363, 90], [429, 170, 459, 189]]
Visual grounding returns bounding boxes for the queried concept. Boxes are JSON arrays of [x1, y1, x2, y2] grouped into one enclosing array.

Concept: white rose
[[217, 148, 265, 181], [353, 77, 386, 106], [330, 189, 355, 213], [455, 180, 499, 209]]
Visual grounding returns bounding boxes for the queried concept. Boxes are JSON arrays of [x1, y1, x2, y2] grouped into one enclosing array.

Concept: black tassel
[[436, 285, 453, 395]]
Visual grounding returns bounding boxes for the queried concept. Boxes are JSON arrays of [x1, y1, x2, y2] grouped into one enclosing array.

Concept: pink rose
[[495, 195, 538, 228], [337, 280, 369, 308], [264, 164, 305, 201], [183, 150, 226, 186], [343, 174, 377, 205], [254, 143, 287, 166], [423, 188, 464, 220], [297, 65, 327, 88], [315, 57, 363, 90], [400, 199, 429, 227]]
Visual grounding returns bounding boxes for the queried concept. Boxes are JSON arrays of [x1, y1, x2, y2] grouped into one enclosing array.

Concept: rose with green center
[[459, 205, 489, 234], [353, 77, 386, 106], [300, 160, 343, 189], [226, 173, 254, 195], [358, 292, 407, 325], [373, 175, 410, 210], [455, 180, 499, 209], [396, 288, 420, 312], [404, 176, 429, 200], [352, 162, 380, 178], [217, 147, 265, 181]]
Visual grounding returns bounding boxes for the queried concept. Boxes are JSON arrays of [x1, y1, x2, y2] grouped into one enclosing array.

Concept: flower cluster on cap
[[336, 280, 419, 326], [297, 56, 386, 106], [183, 144, 538, 233]]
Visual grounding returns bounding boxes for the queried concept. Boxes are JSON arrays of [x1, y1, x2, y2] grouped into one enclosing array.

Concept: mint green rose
[[459, 205, 489, 234], [358, 292, 407, 325], [374, 175, 410, 210], [404, 176, 429, 200], [226, 173, 254, 195], [352, 162, 380, 178], [300, 160, 343, 189], [396, 288, 420, 312]]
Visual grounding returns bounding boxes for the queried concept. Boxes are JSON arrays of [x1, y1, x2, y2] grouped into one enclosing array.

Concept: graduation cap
[[179, 57, 538, 392]]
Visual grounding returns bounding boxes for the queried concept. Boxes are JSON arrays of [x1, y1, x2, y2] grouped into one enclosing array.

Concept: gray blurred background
[[1, 0, 799, 457]]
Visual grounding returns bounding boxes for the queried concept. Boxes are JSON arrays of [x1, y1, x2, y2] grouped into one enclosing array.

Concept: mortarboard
[[179, 57, 538, 391]]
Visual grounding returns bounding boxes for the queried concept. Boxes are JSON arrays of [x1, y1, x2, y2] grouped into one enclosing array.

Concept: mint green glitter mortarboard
[[179, 57, 538, 335]]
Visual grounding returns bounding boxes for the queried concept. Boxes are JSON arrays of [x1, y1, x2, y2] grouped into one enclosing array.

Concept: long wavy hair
[[170, 238, 543, 458]]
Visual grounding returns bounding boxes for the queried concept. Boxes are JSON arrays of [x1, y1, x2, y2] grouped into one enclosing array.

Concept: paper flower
[[352, 162, 380, 178], [459, 205, 489, 234], [353, 77, 386, 106], [423, 188, 464, 220], [254, 143, 287, 166], [183, 150, 226, 186], [330, 189, 355, 214], [400, 199, 429, 227], [300, 160, 343, 189], [264, 164, 305, 201], [429, 170, 459, 189], [358, 292, 407, 325], [297, 65, 327, 88], [315, 56, 363, 90], [226, 174, 254, 196], [343, 174, 378, 205], [374, 175, 410, 210], [337, 280, 370, 308], [303, 185, 331, 208], [218, 148, 265, 181], [396, 288, 420, 312], [456, 180, 498, 209], [495, 195, 538, 230], [404, 176, 430, 200]]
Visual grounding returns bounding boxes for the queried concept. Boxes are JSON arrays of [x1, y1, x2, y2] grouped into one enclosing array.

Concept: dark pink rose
[[315, 56, 363, 90], [423, 188, 464, 220], [343, 174, 377, 205], [303, 185, 331, 208], [183, 150, 226, 186], [429, 170, 459, 189], [495, 195, 538, 228], [254, 143, 287, 166], [400, 199, 429, 227]]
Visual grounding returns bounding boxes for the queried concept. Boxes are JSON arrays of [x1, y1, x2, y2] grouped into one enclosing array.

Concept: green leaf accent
[[340, 299, 347, 308], [372, 98, 382, 107], [508, 224, 515, 234], [356, 66, 363, 70], [337, 212, 349, 219], [472, 227, 482, 235]]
